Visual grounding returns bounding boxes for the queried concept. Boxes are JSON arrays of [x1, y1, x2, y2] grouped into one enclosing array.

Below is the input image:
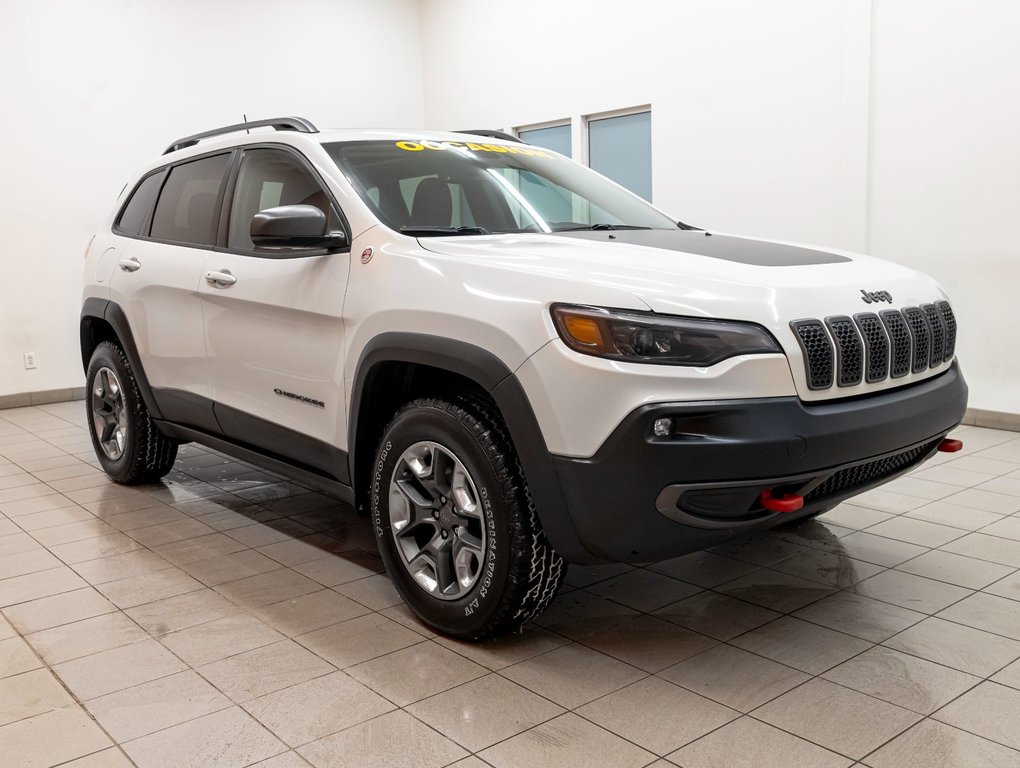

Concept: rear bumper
[[548, 362, 968, 563]]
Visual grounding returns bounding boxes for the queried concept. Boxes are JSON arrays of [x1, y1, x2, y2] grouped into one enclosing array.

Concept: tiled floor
[[1, 402, 1020, 767]]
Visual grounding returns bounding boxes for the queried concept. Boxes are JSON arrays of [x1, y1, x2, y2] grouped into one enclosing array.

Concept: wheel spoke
[[99, 419, 117, 444], [452, 532, 482, 590], [406, 550, 440, 594], [423, 446, 452, 497], [455, 529, 483, 556], [426, 538, 457, 595], [451, 466, 478, 518], [394, 478, 436, 511]]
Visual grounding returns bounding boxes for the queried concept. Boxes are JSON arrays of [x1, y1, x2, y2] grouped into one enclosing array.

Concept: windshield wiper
[[400, 225, 490, 237], [552, 224, 653, 232]]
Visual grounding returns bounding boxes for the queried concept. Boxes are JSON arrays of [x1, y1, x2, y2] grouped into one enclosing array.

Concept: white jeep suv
[[81, 116, 968, 638]]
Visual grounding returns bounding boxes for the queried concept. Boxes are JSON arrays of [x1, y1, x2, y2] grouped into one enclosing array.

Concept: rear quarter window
[[114, 171, 164, 235]]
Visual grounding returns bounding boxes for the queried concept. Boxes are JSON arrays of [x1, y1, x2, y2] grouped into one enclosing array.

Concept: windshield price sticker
[[395, 140, 553, 158]]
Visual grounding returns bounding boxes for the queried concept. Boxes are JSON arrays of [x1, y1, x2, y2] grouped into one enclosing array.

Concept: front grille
[[805, 438, 941, 502], [791, 302, 956, 392]]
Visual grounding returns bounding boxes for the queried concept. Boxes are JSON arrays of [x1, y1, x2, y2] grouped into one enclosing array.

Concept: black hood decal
[[552, 229, 850, 266]]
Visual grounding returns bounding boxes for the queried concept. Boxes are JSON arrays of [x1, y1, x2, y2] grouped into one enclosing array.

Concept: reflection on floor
[[1, 401, 1020, 767]]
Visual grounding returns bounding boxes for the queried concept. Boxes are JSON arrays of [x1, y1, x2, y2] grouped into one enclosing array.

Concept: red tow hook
[[760, 488, 805, 513], [938, 438, 964, 453]]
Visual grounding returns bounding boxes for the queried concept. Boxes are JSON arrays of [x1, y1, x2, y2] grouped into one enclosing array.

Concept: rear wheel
[[86, 341, 177, 484], [371, 396, 565, 639]]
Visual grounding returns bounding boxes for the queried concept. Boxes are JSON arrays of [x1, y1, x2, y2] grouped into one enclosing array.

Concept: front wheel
[[371, 396, 565, 639]]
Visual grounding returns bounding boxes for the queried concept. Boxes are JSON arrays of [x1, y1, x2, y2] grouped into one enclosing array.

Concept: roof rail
[[455, 129, 522, 144], [163, 116, 318, 155]]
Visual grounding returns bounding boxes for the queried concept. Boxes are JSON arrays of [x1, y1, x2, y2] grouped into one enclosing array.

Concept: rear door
[[198, 145, 351, 482], [108, 152, 232, 430]]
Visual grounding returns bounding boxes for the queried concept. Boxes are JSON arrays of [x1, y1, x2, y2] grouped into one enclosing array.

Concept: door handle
[[118, 257, 141, 272], [204, 269, 237, 288]]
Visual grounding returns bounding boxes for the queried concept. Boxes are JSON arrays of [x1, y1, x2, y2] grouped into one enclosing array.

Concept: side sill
[[156, 421, 354, 505]]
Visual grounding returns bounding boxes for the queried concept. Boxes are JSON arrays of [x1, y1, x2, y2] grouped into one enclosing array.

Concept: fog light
[[653, 417, 673, 437]]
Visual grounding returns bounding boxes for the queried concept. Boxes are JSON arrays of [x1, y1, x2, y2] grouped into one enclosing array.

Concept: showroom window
[[149, 153, 231, 246], [517, 123, 571, 157], [228, 148, 340, 251], [588, 110, 652, 201]]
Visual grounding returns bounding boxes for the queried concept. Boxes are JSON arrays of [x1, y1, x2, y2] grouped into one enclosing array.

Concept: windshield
[[325, 139, 678, 235]]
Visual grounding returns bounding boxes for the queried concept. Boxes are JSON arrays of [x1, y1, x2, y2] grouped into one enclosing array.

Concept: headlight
[[551, 304, 781, 366]]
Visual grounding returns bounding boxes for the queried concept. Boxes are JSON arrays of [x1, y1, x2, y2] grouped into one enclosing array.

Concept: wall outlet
[[23, 352, 37, 369]]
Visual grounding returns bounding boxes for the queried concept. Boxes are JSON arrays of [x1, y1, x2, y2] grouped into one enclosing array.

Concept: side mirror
[[250, 205, 347, 250]]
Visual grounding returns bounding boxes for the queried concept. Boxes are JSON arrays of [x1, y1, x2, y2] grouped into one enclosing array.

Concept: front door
[[198, 146, 351, 482]]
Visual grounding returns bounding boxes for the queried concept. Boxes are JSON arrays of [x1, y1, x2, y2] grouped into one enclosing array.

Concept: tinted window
[[228, 148, 339, 251], [326, 140, 675, 234], [115, 171, 163, 235], [150, 154, 230, 246]]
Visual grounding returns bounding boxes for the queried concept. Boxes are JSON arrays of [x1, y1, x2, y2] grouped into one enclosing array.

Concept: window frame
[[216, 143, 352, 258], [147, 151, 235, 249], [109, 143, 351, 258], [112, 168, 168, 237]]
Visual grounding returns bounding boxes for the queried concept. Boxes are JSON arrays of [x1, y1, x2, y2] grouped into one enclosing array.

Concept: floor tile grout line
[[0, 602, 143, 767], [5, 408, 1020, 764]]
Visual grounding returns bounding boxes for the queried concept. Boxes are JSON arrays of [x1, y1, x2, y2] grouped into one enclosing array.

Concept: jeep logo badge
[[860, 289, 893, 304]]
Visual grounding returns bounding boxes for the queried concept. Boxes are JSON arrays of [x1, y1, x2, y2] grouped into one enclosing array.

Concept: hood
[[416, 229, 945, 324]]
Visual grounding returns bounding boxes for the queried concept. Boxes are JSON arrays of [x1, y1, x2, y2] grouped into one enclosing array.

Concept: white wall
[[419, 0, 870, 251], [3, 0, 1018, 416], [0, 0, 424, 398], [419, 0, 1019, 416], [869, 0, 1020, 415]]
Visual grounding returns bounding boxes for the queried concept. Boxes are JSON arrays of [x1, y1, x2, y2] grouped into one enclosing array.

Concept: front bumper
[[548, 362, 968, 563]]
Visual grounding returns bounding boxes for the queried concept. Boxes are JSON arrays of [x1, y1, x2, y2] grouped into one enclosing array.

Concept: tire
[[85, 341, 178, 484], [371, 396, 565, 639]]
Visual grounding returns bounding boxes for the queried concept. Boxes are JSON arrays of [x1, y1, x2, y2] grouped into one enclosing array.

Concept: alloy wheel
[[388, 441, 487, 600], [91, 366, 128, 460]]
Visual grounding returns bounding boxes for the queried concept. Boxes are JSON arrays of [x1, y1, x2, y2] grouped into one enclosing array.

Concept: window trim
[[111, 147, 236, 252]]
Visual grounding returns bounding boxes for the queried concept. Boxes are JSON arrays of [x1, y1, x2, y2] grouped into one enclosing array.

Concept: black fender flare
[[80, 297, 164, 420], [349, 332, 592, 562]]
